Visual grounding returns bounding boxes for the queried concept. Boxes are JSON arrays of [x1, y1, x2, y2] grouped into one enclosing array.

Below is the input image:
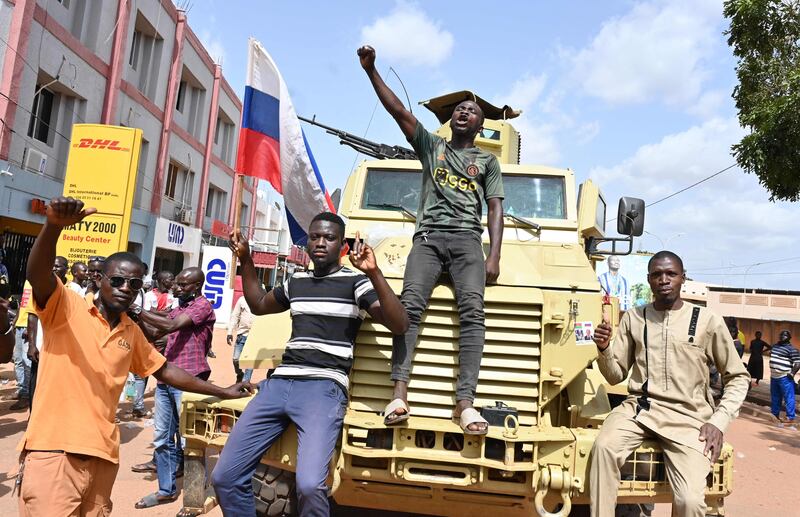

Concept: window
[[129, 31, 141, 70], [205, 186, 214, 217], [27, 86, 55, 144], [187, 86, 206, 139], [165, 162, 180, 199], [361, 169, 567, 220], [214, 118, 221, 144], [176, 81, 187, 112], [205, 186, 228, 220]]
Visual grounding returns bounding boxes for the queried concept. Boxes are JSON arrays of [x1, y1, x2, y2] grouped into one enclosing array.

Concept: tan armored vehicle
[[179, 92, 734, 516]]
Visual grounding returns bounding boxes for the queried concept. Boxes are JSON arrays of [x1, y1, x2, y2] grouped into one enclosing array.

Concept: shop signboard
[[201, 245, 234, 325], [55, 124, 141, 267]]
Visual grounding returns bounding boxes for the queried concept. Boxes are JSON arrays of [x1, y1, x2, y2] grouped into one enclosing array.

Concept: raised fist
[[46, 197, 97, 228], [357, 45, 376, 72]]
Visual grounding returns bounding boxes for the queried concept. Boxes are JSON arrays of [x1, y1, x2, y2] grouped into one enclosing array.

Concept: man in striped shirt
[[769, 330, 800, 427], [212, 212, 409, 516]]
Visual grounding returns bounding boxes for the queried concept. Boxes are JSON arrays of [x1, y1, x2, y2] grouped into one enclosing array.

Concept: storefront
[[149, 217, 202, 276]]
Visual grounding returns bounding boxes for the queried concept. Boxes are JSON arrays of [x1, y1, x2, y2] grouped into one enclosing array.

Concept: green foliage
[[724, 0, 800, 201]]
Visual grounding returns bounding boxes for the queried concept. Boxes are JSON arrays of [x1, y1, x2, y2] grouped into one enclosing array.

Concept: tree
[[724, 0, 800, 201]]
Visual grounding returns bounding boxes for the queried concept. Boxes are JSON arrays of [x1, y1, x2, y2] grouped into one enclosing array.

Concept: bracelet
[[2, 324, 13, 335]]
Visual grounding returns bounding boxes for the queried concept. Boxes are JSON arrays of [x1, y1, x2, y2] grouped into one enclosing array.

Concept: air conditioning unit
[[23, 147, 47, 174], [179, 209, 193, 225]]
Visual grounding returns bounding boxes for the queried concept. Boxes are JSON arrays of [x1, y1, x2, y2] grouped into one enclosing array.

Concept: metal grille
[[349, 284, 542, 426], [3, 232, 35, 295]]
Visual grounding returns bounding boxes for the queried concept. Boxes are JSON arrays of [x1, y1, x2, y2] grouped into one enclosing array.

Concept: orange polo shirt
[[18, 279, 166, 463]]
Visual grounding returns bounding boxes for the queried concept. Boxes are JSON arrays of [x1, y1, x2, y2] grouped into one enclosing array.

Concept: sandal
[[383, 398, 410, 426], [176, 508, 201, 517], [134, 492, 177, 509], [453, 407, 489, 436], [131, 461, 157, 473]]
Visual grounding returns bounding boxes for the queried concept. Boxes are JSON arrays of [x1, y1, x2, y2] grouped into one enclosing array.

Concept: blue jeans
[[153, 383, 185, 496], [133, 374, 148, 412], [233, 334, 253, 383], [13, 328, 31, 399], [771, 376, 796, 421], [212, 378, 347, 516]]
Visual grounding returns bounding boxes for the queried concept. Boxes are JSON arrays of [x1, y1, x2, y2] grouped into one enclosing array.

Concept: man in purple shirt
[[132, 267, 216, 508]]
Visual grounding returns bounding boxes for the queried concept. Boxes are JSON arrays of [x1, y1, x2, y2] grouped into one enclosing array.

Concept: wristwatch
[[128, 305, 142, 321]]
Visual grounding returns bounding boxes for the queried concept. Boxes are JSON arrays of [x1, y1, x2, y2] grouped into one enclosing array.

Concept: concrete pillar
[[0, 0, 37, 160], [194, 64, 220, 227], [150, 10, 186, 215], [100, 0, 131, 125]]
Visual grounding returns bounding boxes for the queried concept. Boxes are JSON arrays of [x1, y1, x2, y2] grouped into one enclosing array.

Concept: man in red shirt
[[133, 267, 216, 507]]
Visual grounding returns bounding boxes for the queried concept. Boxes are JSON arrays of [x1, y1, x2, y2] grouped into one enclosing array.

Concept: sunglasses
[[104, 275, 144, 290]]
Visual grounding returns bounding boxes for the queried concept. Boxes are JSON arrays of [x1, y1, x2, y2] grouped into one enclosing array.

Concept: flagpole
[[230, 173, 244, 289]]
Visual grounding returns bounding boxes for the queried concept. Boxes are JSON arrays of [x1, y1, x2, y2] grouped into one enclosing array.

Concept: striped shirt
[[271, 267, 378, 391], [769, 342, 800, 379]]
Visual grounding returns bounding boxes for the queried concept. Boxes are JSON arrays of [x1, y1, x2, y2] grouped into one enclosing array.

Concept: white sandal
[[453, 407, 489, 435], [383, 398, 410, 425]]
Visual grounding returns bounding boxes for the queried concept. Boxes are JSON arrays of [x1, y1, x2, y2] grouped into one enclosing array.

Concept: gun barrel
[[299, 115, 417, 161]]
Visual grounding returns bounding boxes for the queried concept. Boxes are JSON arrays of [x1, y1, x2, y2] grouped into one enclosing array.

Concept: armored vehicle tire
[[252, 464, 297, 517]]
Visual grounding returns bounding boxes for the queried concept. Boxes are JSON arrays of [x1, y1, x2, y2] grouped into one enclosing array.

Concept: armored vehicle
[[179, 92, 733, 516]]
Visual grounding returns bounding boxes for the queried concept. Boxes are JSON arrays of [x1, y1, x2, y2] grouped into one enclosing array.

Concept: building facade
[[0, 0, 257, 292]]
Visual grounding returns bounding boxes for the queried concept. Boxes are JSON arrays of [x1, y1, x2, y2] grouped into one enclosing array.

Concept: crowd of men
[[0, 43, 795, 517]]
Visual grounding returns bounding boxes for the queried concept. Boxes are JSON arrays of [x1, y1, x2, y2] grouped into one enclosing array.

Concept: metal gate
[[3, 232, 36, 295]]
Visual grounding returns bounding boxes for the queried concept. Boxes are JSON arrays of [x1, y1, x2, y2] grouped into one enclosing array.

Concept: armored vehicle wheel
[[252, 464, 297, 517]]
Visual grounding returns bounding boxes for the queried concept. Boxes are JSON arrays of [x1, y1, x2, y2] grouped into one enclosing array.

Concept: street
[[0, 330, 798, 516]]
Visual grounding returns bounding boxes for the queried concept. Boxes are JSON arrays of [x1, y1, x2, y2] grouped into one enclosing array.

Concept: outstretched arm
[[358, 45, 417, 141], [27, 197, 97, 308], [229, 230, 287, 316], [348, 233, 409, 335], [152, 362, 255, 399]]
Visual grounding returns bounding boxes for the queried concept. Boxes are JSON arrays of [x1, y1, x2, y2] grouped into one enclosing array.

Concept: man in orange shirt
[[16, 197, 255, 516]]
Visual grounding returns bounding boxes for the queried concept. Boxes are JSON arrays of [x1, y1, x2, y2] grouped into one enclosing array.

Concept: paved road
[[0, 331, 797, 515]]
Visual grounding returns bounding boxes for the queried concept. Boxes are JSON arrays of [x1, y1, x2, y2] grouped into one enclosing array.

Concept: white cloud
[[360, 2, 454, 67], [588, 117, 799, 289], [688, 88, 731, 119], [198, 30, 226, 65], [589, 117, 745, 200], [571, 0, 721, 106], [493, 74, 561, 164]]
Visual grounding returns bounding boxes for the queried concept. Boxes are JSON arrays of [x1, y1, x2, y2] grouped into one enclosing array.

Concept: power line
[[691, 256, 800, 272], [695, 271, 800, 276], [608, 163, 737, 222]]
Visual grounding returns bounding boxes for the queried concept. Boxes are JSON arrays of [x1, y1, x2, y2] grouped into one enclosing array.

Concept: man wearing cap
[[589, 251, 750, 517]]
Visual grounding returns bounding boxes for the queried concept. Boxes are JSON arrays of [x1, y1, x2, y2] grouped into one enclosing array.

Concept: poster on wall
[[201, 245, 234, 326], [55, 124, 141, 267], [596, 252, 654, 311]]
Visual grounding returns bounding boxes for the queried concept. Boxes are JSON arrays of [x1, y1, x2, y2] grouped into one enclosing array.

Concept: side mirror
[[331, 188, 342, 211], [617, 197, 645, 237]]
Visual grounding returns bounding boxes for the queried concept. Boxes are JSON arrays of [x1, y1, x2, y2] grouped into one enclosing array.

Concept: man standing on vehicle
[[212, 213, 409, 516], [358, 45, 504, 434], [17, 197, 253, 515], [589, 251, 750, 517]]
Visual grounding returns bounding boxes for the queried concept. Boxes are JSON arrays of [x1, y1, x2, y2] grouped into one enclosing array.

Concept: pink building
[[0, 0, 258, 290]]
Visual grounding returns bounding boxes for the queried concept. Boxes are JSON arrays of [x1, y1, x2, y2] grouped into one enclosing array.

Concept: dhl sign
[[72, 138, 130, 152], [57, 124, 141, 267]]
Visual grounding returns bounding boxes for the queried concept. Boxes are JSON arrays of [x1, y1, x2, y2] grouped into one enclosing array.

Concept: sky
[[186, 0, 800, 290]]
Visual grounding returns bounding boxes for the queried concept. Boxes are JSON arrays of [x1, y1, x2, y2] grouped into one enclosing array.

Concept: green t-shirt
[[409, 122, 504, 236]]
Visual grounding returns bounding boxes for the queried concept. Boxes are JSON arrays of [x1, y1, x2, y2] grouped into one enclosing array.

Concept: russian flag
[[236, 38, 335, 245]]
